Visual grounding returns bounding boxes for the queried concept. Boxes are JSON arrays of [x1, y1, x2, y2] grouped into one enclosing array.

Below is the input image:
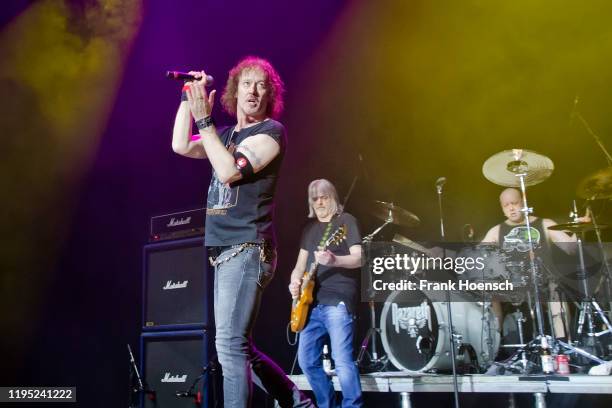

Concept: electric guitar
[[290, 224, 347, 332]]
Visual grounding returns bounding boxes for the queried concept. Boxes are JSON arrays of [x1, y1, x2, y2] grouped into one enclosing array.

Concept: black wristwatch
[[196, 116, 215, 130]]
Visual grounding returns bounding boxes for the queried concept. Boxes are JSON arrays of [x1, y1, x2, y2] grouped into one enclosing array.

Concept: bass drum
[[380, 290, 500, 373]]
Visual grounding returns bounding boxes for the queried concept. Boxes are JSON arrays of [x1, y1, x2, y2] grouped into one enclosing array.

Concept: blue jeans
[[297, 303, 363, 408], [214, 246, 313, 408]]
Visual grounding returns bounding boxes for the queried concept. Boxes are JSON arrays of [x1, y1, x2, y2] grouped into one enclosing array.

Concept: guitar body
[[290, 272, 315, 332], [289, 224, 347, 333]]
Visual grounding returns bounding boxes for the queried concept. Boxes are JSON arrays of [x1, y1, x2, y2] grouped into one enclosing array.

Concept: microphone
[[435, 176, 446, 193], [166, 71, 214, 86], [569, 95, 579, 124]]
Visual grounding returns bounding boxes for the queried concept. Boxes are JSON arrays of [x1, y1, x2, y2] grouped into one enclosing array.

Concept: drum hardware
[[548, 221, 609, 234], [549, 201, 612, 357], [482, 148, 554, 188], [435, 176, 460, 408], [483, 149, 547, 349], [392, 233, 436, 257], [364, 200, 420, 243], [356, 299, 388, 372], [359, 201, 420, 372], [576, 167, 612, 201], [574, 101, 612, 312], [511, 307, 529, 370], [483, 149, 606, 373], [484, 149, 550, 337], [583, 197, 612, 318]]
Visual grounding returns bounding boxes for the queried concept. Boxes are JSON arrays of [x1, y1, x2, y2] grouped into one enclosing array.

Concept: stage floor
[[288, 372, 612, 394]]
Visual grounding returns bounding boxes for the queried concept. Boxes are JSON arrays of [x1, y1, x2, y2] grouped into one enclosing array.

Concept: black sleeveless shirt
[[498, 217, 552, 264], [204, 119, 286, 247]]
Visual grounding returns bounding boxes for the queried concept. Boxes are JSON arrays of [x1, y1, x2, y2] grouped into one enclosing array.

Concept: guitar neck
[[304, 261, 318, 281]]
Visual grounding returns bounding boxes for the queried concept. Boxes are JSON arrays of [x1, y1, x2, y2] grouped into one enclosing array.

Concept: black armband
[[195, 116, 215, 131], [233, 151, 254, 178]]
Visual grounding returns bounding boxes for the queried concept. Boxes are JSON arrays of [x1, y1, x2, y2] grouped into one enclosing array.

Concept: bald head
[[499, 188, 521, 204], [499, 188, 524, 223]]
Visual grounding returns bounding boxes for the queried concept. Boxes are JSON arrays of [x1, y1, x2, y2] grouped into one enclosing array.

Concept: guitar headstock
[[325, 224, 347, 249]]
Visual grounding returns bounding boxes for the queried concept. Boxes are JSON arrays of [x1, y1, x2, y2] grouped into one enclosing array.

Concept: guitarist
[[288, 179, 363, 408]]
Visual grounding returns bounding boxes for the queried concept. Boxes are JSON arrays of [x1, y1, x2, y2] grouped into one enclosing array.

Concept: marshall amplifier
[[143, 237, 212, 330], [150, 208, 205, 242], [140, 330, 217, 408]]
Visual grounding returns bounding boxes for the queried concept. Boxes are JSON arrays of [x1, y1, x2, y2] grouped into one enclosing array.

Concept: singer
[[171, 56, 313, 408]]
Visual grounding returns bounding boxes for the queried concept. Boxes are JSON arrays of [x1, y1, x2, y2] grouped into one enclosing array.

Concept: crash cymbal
[[372, 200, 420, 227], [577, 167, 612, 200], [482, 149, 554, 187], [548, 222, 609, 234]]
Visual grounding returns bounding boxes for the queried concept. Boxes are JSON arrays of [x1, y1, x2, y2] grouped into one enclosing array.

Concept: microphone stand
[[175, 357, 220, 407], [573, 111, 612, 166], [436, 179, 460, 408], [127, 344, 155, 408]]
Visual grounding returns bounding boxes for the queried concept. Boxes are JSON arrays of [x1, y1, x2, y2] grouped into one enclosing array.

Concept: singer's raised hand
[[184, 70, 216, 121]]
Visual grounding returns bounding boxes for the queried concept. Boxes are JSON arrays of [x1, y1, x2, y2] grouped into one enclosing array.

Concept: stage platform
[[288, 373, 612, 407]]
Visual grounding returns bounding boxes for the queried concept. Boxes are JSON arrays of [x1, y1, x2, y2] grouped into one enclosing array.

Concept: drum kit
[[360, 149, 612, 376]]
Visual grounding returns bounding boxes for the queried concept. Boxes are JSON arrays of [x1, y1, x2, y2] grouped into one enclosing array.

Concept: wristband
[[181, 85, 189, 102], [196, 116, 215, 131]]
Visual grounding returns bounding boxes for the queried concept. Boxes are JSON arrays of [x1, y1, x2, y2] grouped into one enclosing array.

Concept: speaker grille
[[141, 331, 212, 408], [143, 238, 211, 330]]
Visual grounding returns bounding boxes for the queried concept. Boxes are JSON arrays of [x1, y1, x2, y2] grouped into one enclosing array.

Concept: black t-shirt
[[299, 212, 361, 314], [205, 119, 286, 247]]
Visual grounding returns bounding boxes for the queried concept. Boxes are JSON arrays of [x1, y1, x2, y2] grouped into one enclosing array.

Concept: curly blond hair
[[221, 56, 285, 119]]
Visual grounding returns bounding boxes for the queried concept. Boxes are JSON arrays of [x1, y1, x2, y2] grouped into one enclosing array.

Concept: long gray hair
[[307, 179, 343, 218]]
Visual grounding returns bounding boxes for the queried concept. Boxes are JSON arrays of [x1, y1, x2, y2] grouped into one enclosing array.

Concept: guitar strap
[[317, 221, 334, 249], [312, 217, 340, 280]]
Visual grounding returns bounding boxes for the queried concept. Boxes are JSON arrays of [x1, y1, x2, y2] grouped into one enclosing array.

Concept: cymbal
[[372, 200, 420, 227], [392, 233, 431, 254], [482, 149, 554, 187], [577, 167, 612, 200], [548, 222, 609, 234]]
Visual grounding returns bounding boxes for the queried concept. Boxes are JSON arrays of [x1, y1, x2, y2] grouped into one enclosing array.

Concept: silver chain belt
[[209, 242, 261, 267]]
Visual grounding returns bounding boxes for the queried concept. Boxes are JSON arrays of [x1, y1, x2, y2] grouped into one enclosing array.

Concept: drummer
[[481, 187, 589, 339], [481, 187, 584, 250]]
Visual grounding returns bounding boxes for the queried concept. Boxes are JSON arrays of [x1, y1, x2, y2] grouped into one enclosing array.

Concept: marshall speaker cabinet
[[143, 237, 212, 331], [140, 330, 216, 408]]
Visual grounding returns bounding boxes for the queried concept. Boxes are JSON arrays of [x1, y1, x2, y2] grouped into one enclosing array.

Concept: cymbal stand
[[586, 200, 612, 314], [508, 157, 546, 339], [501, 307, 531, 372], [570, 202, 612, 349], [362, 212, 393, 243], [573, 106, 612, 314], [358, 218, 393, 370], [502, 156, 605, 371]]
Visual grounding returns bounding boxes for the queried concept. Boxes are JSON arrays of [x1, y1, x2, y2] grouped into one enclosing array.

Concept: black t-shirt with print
[[299, 212, 361, 314], [205, 119, 286, 247]]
